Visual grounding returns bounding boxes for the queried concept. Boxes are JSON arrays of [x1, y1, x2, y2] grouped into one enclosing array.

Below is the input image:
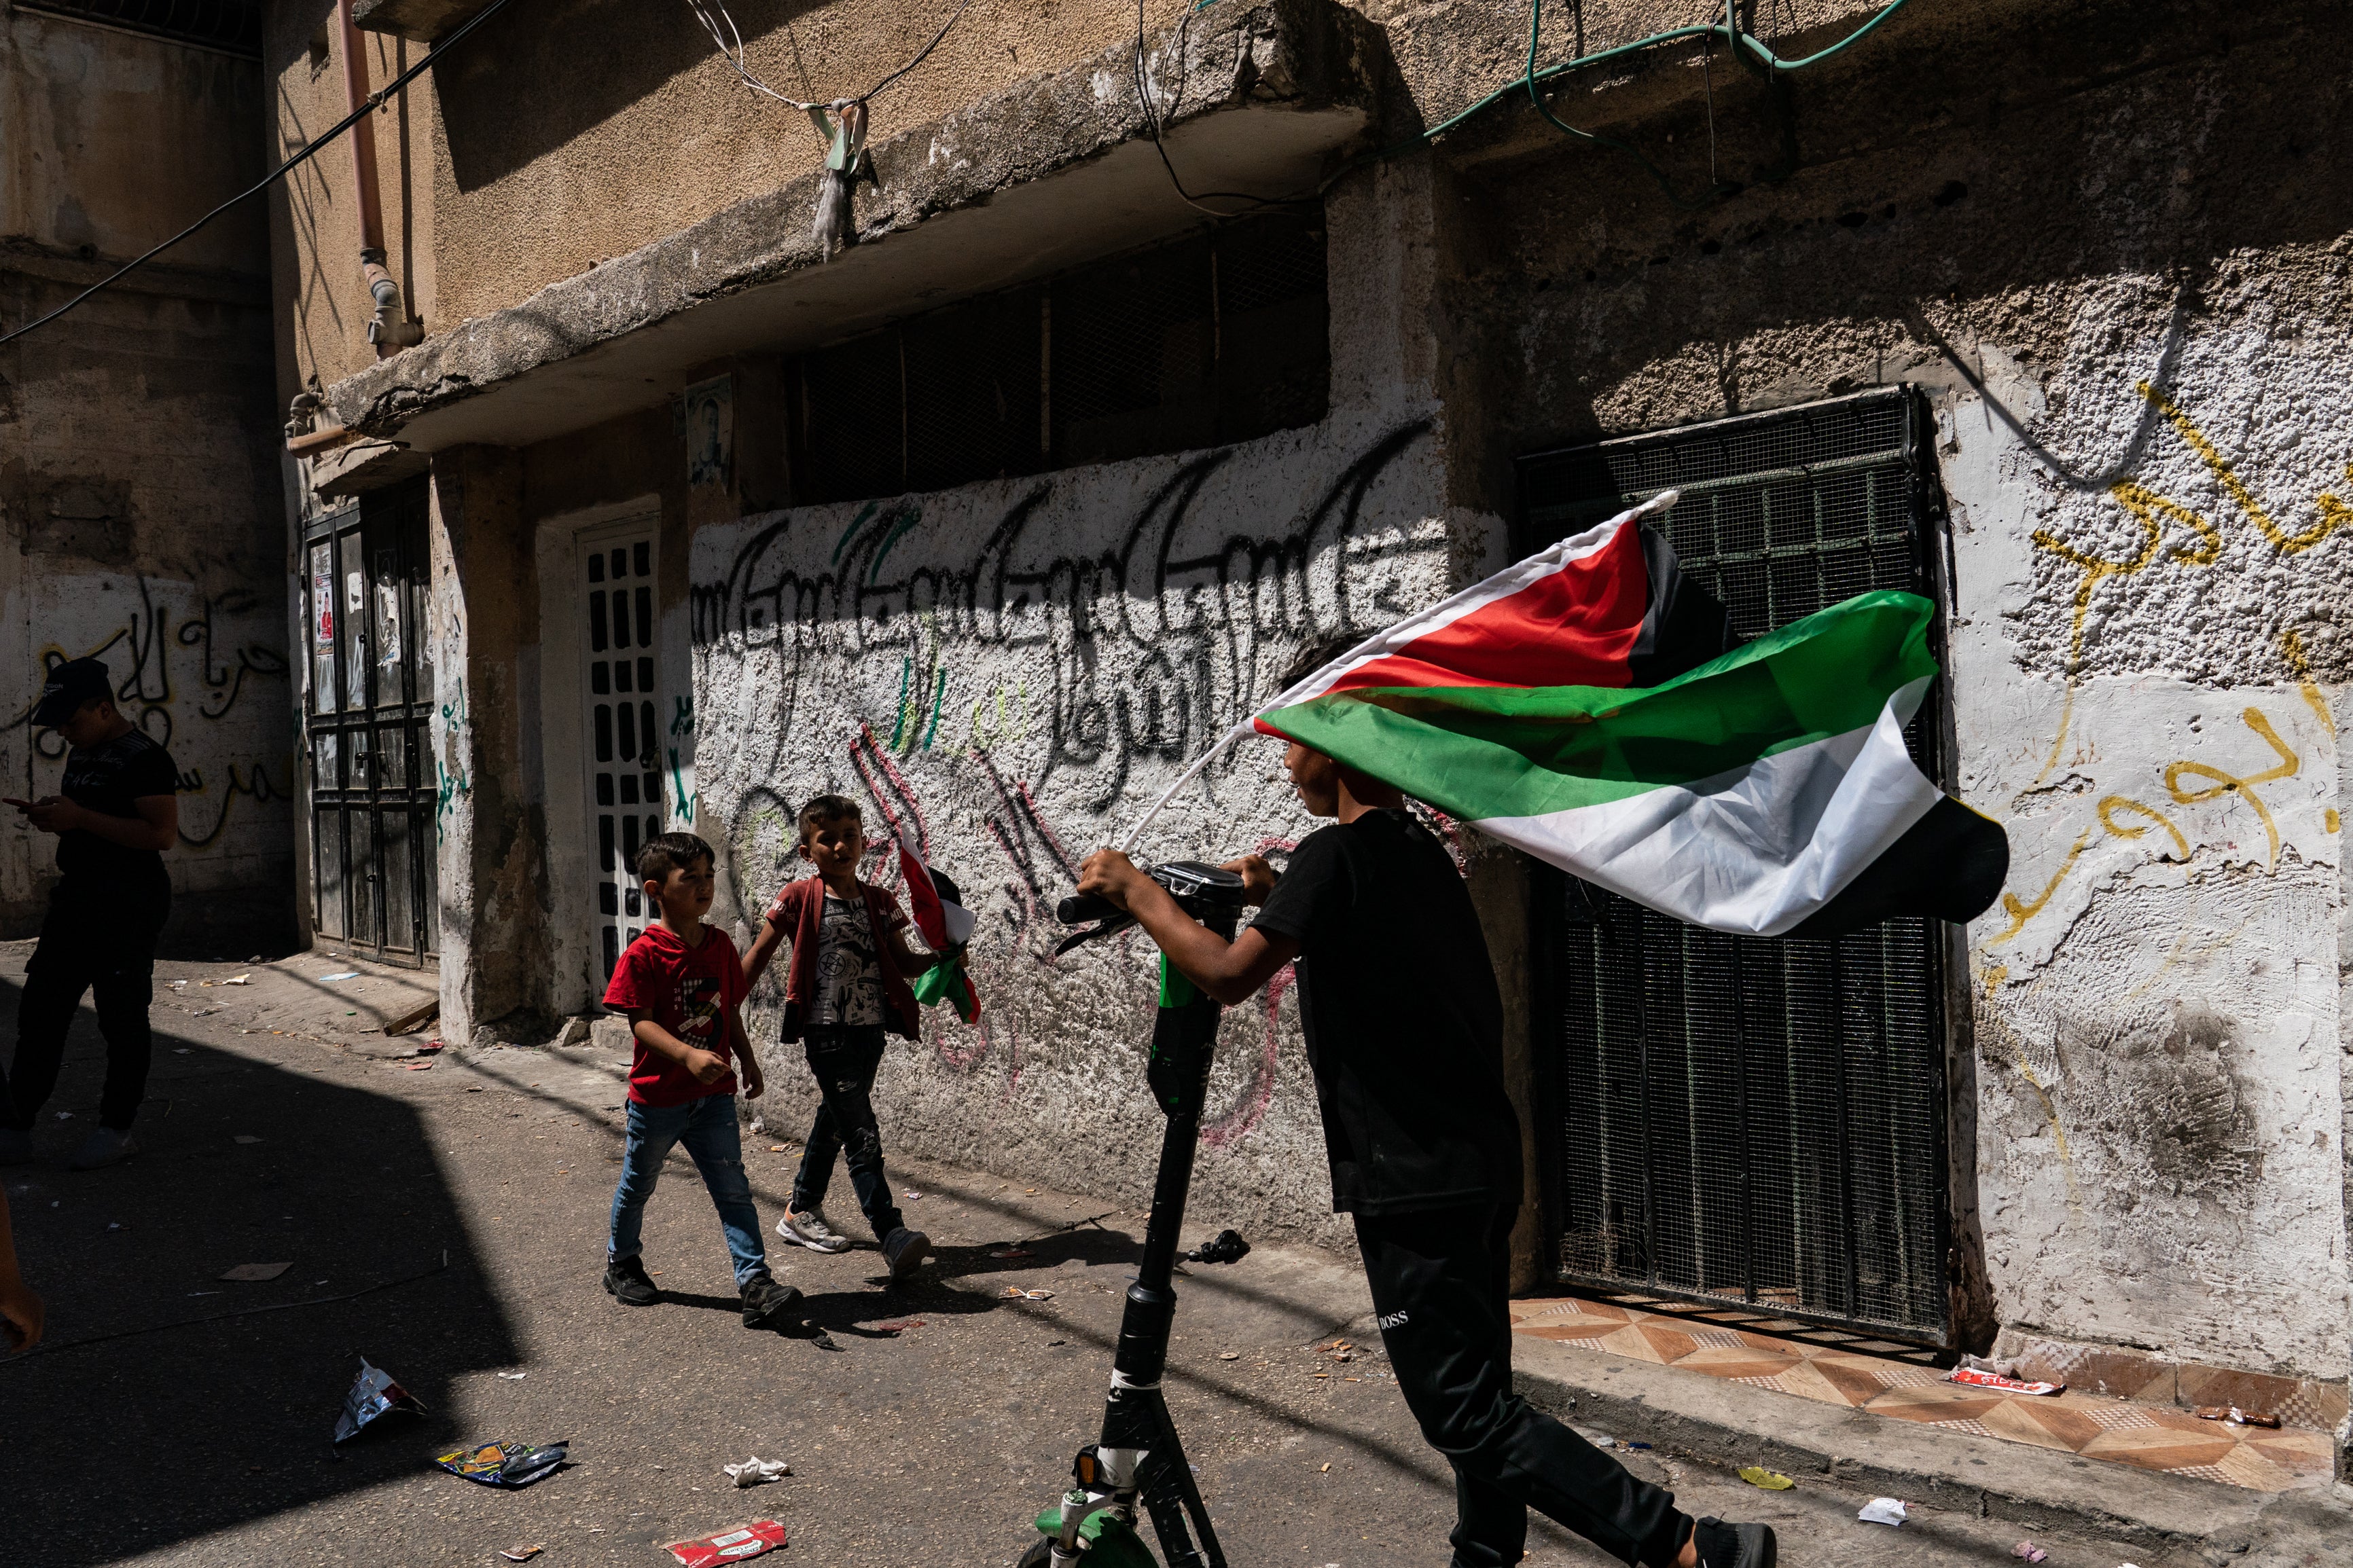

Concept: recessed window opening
[[795, 209, 1329, 505]]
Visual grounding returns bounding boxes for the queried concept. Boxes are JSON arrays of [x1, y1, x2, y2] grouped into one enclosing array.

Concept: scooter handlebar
[[1056, 891, 1117, 926]]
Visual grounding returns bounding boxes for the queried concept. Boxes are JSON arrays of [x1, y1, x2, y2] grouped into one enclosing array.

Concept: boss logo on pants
[[1378, 1309, 1410, 1330]]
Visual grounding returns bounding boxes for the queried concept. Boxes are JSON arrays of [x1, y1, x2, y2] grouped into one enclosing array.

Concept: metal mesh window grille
[[1520, 389, 1954, 1344], [791, 211, 1327, 506], [20, 0, 262, 54]]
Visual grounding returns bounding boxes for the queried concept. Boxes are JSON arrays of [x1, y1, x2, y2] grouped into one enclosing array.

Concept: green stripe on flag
[[1259, 591, 1937, 821]]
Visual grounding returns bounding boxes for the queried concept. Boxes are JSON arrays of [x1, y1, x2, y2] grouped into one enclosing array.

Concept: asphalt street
[[0, 947, 2220, 1567]]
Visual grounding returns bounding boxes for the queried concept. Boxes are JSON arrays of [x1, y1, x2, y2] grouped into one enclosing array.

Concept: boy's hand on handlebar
[[1219, 855, 1277, 907], [1077, 848, 1150, 912]]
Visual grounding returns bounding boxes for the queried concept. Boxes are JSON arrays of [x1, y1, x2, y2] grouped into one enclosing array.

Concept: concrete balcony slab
[[323, 0, 1382, 452]]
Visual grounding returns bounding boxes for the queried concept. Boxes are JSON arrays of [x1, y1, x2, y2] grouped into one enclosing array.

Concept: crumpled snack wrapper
[[666, 1520, 789, 1565], [334, 1357, 425, 1443], [1857, 1497, 1908, 1525]]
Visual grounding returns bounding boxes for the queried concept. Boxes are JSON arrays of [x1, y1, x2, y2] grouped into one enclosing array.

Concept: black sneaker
[[740, 1273, 804, 1329], [603, 1255, 660, 1306], [1693, 1518, 1776, 1568]]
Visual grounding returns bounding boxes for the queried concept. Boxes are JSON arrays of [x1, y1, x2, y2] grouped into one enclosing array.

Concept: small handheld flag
[[895, 824, 980, 1023]]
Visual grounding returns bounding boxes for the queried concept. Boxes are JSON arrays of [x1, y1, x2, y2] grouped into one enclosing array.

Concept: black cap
[[31, 658, 113, 728]]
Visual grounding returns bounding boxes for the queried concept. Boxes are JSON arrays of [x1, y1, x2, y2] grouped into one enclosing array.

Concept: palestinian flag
[[895, 824, 981, 1022], [1248, 493, 2007, 938]]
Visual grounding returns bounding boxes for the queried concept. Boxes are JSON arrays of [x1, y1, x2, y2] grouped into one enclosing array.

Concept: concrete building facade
[[259, 0, 2353, 1487], [1, 0, 296, 951]]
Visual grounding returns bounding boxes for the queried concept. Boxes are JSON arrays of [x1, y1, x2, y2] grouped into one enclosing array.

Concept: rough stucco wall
[[1437, 0, 2350, 1383], [1, 10, 294, 950], [1944, 312, 2352, 1381], [680, 167, 1503, 1247]]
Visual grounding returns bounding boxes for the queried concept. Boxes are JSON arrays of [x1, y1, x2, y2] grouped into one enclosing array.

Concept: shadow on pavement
[[0, 976, 515, 1567]]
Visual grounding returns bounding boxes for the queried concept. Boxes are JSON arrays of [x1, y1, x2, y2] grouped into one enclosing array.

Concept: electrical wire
[[1, 1252, 450, 1362], [1130, 0, 1313, 217], [687, 0, 973, 113], [1323, 0, 1921, 198], [0, 0, 518, 351], [1522, 0, 1733, 210]]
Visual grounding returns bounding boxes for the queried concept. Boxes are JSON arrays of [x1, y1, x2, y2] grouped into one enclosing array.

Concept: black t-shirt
[[56, 729, 177, 887], [1250, 809, 1523, 1216]]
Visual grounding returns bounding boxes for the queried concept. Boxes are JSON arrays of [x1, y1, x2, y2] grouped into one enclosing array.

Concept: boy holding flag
[[743, 794, 973, 1285]]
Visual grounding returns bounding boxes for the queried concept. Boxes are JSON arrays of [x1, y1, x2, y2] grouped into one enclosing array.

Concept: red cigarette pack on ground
[[664, 1520, 788, 1565], [1943, 1366, 2062, 1396]]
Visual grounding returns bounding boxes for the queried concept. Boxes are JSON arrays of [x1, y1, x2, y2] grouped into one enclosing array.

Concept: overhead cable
[[0, 0, 518, 350], [685, 0, 974, 113]]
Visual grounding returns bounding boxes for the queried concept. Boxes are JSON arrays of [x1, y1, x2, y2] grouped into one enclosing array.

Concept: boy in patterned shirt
[[742, 795, 931, 1285], [602, 832, 800, 1328]]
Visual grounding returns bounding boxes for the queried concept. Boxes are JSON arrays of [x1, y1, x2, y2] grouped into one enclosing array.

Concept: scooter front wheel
[[1018, 1523, 1162, 1567]]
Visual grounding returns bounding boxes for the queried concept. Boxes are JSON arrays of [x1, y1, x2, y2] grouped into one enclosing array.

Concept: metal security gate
[[1520, 388, 1954, 1344], [302, 478, 439, 962]]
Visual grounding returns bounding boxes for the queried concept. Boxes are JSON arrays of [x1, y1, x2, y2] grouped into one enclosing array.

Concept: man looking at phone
[[0, 658, 179, 1171], [1077, 637, 1776, 1568]]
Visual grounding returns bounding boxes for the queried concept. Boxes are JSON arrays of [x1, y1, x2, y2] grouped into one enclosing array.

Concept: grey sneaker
[[881, 1226, 930, 1285], [778, 1207, 852, 1254], [0, 1127, 31, 1166], [67, 1127, 138, 1171]]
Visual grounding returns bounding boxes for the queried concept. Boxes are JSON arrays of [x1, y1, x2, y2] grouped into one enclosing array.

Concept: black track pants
[[2, 883, 168, 1132], [1356, 1203, 1693, 1568]]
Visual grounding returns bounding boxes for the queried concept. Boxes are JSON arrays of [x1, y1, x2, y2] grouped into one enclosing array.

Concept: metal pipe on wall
[[338, 0, 422, 354]]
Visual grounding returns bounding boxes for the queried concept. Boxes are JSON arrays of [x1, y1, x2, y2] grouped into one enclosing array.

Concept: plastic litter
[[221, 1262, 292, 1281], [334, 1357, 425, 1442], [497, 1371, 527, 1380], [721, 1456, 791, 1488], [2011, 1544, 2049, 1564], [499, 1548, 543, 1564], [2195, 1404, 2281, 1427], [903, 1190, 922, 1200], [665, 1520, 789, 1565], [988, 1246, 1035, 1259], [1737, 1467, 1795, 1491], [54, 1111, 72, 1121], [1943, 1366, 2062, 1396], [1857, 1498, 1908, 1526], [321, 971, 360, 982], [401, 1061, 434, 1072], [433, 1440, 569, 1489], [1003, 1287, 1055, 1301]]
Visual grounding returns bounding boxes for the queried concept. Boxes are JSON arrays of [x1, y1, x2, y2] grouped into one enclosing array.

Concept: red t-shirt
[[603, 923, 749, 1106]]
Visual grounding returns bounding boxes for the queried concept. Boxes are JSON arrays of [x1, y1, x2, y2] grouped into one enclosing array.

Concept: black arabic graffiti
[[691, 421, 1437, 807]]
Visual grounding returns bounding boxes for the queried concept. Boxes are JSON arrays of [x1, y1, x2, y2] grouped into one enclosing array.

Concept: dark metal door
[[1519, 388, 1954, 1344], [301, 479, 439, 962]]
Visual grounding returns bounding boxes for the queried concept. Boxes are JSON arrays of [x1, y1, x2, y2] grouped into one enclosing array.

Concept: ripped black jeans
[[789, 1024, 903, 1241]]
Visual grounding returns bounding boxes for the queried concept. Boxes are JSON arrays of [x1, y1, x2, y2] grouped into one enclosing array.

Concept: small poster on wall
[[681, 375, 733, 489]]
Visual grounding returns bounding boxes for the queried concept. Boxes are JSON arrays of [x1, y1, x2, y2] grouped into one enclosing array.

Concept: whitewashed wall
[[1942, 273, 2353, 1383]]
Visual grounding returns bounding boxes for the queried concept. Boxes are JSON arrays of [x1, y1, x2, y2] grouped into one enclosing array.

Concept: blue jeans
[[607, 1093, 769, 1288]]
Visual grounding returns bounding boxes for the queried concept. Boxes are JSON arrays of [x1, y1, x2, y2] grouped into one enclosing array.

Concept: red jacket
[[765, 877, 921, 1042]]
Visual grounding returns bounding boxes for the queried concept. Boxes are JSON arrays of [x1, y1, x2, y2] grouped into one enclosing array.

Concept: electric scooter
[[1018, 860, 1254, 1568]]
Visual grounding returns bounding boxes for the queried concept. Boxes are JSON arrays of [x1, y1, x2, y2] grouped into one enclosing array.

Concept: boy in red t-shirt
[[602, 831, 800, 1328]]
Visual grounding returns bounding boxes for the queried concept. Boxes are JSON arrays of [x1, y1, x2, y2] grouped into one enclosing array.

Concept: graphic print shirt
[[56, 728, 178, 888], [603, 922, 747, 1106], [810, 892, 905, 1027]]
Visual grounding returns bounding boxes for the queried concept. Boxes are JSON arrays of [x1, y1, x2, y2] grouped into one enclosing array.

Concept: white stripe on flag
[[1471, 678, 1941, 936]]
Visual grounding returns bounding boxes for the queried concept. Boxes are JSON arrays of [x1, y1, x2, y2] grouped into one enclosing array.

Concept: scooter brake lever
[[1052, 913, 1137, 957]]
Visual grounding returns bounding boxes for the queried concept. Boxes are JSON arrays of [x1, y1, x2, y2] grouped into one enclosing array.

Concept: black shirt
[[57, 729, 177, 888], [1250, 809, 1523, 1216]]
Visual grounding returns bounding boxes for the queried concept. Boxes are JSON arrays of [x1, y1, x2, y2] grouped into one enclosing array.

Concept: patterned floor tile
[[1508, 1294, 2326, 1493]]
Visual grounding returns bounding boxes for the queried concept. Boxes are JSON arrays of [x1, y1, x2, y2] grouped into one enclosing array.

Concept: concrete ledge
[[1509, 1332, 2347, 1555], [325, 0, 1382, 451]]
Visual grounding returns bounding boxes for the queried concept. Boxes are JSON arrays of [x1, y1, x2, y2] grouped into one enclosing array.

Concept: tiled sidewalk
[[1510, 1296, 2333, 1493]]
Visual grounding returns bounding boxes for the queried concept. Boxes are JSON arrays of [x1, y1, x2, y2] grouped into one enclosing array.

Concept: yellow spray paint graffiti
[[2161, 708, 2299, 870]]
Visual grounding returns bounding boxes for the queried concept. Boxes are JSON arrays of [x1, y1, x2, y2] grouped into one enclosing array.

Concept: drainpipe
[[339, 0, 422, 354]]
